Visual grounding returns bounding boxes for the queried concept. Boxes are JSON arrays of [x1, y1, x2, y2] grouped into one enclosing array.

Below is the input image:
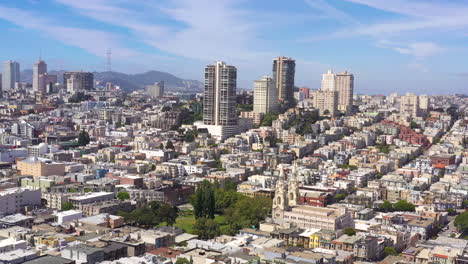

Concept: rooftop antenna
[[106, 48, 112, 72]]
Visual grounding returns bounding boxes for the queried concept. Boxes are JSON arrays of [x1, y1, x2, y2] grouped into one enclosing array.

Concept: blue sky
[[0, 0, 467, 94]]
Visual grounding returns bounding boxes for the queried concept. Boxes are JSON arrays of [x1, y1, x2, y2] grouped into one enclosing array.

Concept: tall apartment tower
[[254, 76, 278, 113], [33, 59, 47, 92], [203, 62, 237, 126], [146, 81, 164, 97], [312, 90, 338, 117], [63, 72, 94, 91], [273, 57, 295, 107], [400, 93, 420, 117], [321, 69, 336, 91], [335, 71, 354, 114], [2, 60, 20, 91]]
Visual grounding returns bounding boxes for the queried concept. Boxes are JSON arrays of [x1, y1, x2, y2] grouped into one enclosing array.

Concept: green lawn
[[163, 211, 228, 234]]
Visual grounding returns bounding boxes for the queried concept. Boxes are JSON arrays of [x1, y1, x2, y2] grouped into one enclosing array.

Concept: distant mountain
[[20, 69, 203, 92]]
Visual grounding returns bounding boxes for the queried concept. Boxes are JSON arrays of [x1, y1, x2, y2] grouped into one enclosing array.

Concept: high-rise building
[[38, 73, 57, 94], [400, 93, 420, 117], [320, 69, 354, 115], [335, 71, 354, 114], [321, 69, 335, 91], [2, 60, 20, 91], [63, 72, 94, 91], [203, 61, 237, 126], [419, 95, 429, 111], [312, 90, 338, 117], [146, 81, 164, 97], [33, 59, 47, 92], [273, 56, 295, 107], [254, 76, 278, 114]]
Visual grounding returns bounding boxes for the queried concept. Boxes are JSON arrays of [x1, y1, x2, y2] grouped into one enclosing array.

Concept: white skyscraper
[[254, 76, 278, 113], [2, 60, 20, 91], [146, 81, 165, 97], [319, 69, 354, 115], [33, 59, 47, 92]]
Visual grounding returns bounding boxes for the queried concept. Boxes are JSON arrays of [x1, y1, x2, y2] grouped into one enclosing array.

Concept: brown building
[[17, 158, 65, 177]]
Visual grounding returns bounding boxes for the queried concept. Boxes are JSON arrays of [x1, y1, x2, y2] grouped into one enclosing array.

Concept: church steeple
[[287, 162, 300, 207], [273, 166, 288, 212]]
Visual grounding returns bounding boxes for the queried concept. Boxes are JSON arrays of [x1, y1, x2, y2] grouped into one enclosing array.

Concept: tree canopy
[[117, 191, 130, 201], [455, 212, 468, 236], [118, 201, 179, 227], [193, 217, 221, 240], [78, 130, 90, 146]]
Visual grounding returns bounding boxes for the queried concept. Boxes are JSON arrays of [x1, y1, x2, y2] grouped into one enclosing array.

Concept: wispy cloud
[[304, 0, 359, 25], [0, 6, 139, 59], [376, 40, 444, 58]]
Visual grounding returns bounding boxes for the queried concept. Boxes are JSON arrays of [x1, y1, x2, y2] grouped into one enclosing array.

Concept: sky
[[0, 0, 467, 95]]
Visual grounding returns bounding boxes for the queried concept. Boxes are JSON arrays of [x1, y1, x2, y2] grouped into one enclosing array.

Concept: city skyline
[[0, 0, 467, 95]]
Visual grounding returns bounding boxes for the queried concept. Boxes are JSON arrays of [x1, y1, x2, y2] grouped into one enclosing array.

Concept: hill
[[20, 69, 203, 92]]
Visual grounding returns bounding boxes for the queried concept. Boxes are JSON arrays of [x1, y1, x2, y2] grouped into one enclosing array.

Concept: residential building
[[146, 81, 164, 97], [17, 157, 65, 177], [335, 71, 354, 114], [312, 90, 338, 117], [273, 56, 295, 106], [61, 244, 104, 264], [0, 188, 41, 215], [63, 71, 94, 91], [400, 93, 420, 117], [254, 76, 279, 113]]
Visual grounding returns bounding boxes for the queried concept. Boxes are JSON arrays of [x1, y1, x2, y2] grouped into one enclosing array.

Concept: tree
[[159, 143, 164, 149], [384, 246, 398, 256], [410, 121, 419, 129], [393, 200, 416, 212], [380, 200, 393, 212], [323, 109, 330, 115], [454, 212, 468, 236], [117, 191, 130, 201], [191, 180, 216, 219], [334, 193, 347, 202], [193, 218, 220, 240], [175, 258, 190, 264], [158, 203, 179, 226], [260, 112, 278, 127], [344, 228, 356, 236], [166, 140, 174, 149], [447, 208, 456, 215], [225, 196, 272, 234], [78, 130, 90, 146], [61, 202, 74, 211]]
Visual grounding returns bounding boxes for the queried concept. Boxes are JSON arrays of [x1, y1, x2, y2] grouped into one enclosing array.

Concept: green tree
[[260, 112, 278, 127], [454, 212, 468, 236], [447, 208, 456, 215], [393, 200, 416, 212], [384, 246, 398, 256], [159, 143, 164, 149], [78, 130, 90, 146], [175, 258, 190, 264], [410, 121, 419, 129], [380, 200, 393, 212], [61, 202, 74, 211], [334, 193, 347, 202], [158, 203, 179, 226], [225, 196, 272, 234], [191, 180, 216, 219], [117, 191, 130, 201], [343, 228, 356, 236], [193, 218, 220, 240], [323, 109, 330, 115]]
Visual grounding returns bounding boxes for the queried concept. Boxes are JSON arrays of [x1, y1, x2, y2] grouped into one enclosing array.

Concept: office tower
[[63, 72, 94, 91], [38, 73, 58, 94], [203, 61, 237, 126], [400, 93, 420, 117], [2, 60, 20, 91], [254, 76, 278, 113], [66, 74, 82, 93], [146, 81, 165, 97], [33, 59, 47, 92], [312, 90, 338, 117], [0, 73, 2, 96], [273, 56, 295, 107], [335, 71, 354, 114]]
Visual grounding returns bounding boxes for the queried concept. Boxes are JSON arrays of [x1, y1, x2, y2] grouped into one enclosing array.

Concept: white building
[[254, 76, 279, 114], [56, 210, 83, 224], [146, 81, 165, 97], [0, 188, 41, 215], [2, 60, 20, 91], [33, 59, 47, 93]]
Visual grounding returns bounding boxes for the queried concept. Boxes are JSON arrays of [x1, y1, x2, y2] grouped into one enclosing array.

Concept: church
[[272, 165, 353, 231]]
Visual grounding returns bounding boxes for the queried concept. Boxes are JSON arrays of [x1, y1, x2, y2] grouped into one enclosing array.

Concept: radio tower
[[106, 48, 112, 72]]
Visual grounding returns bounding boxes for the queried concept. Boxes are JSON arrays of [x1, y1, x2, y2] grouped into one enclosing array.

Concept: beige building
[[146, 81, 164, 97], [335, 71, 354, 114], [400, 93, 420, 117], [254, 76, 278, 113], [17, 157, 65, 177], [240, 111, 264, 126], [419, 95, 429, 111], [312, 90, 338, 117]]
